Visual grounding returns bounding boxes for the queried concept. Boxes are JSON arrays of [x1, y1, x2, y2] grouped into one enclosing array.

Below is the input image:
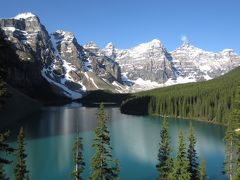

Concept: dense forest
[[121, 67, 240, 124]]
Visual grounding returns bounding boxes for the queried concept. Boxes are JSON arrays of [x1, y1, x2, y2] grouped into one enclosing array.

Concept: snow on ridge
[[164, 76, 196, 86], [172, 42, 238, 56], [105, 42, 114, 48], [221, 49, 237, 55], [133, 78, 161, 87], [14, 12, 36, 19], [2, 27, 16, 32], [90, 78, 99, 89], [173, 43, 207, 54], [51, 34, 76, 81], [55, 29, 66, 35], [53, 30, 74, 43], [199, 65, 211, 72], [131, 39, 163, 51], [129, 76, 199, 92], [112, 81, 122, 88], [41, 68, 82, 99], [222, 49, 234, 52], [40, 35, 85, 99], [83, 41, 99, 50], [106, 39, 163, 55]]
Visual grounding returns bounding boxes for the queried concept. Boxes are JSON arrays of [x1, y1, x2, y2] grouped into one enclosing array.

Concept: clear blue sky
[[0, 0, 239, 52]]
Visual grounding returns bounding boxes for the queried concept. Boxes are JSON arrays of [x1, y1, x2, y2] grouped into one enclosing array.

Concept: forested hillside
[[121, 67, 240, 124]]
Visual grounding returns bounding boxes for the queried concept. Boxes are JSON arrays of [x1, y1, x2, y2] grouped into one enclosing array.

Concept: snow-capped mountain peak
[[133, 39, 163, 50], [221, 49, 236, 56], [102, 42, 116, 58], [180, 42, 191, 48], [55, 29, 67, 35], [14, 12, 37, 20], [149, 39, 162, 45], [83, 41, 99, 51], [53, 30, 74, 43], [176, 42, 203, 51], [105, 42, 114, 49]]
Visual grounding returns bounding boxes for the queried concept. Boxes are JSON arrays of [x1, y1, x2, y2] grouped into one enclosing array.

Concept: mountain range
[[0, 12, 239, 100]]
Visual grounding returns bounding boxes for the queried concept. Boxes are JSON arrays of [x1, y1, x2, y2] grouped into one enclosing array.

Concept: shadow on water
[[6, 102, 120, 141], [5, 103, 86, 140]]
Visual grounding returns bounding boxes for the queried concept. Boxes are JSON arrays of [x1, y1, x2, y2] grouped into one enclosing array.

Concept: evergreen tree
[[14, 127, 28, 180], [0, 77, 8, 110], [224, 113, 239, 180], [235, 133, 240, 180], [90, 104, 119, 180], [0, 163, 7, 180], [172, 130, 190, 180], [234, 88, 240, 180], [224, 84, 240, 180], [199, 160, 206, 180], [0, 78, 7, 97], [187, 123, 199, 179], [0, 131, 14, 180], [156, 117, 173, 179], [0, 61, 8, 99], [71, 135, 85, 180]]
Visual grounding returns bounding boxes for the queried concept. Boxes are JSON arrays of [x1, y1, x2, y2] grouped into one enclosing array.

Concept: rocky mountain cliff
[[102, 40, 240, 91], [1, 12, 240, 99], [0, 13, 125, 99], [0, 13, 59, 101]]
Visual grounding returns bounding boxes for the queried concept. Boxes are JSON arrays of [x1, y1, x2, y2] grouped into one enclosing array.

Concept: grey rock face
[[103, 39, 178, 84], [171, 43, 240, 80], [52, 30, 84, 70], [0, 13, 125, 99], [0, 13, 57, 98], [83, 42, 122, 83], [102, 40, 240, 90], [48, 31, 124, 95]]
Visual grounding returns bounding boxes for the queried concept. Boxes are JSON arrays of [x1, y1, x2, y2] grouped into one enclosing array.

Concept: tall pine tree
[[156, 117, 173, 179], [224, 84, 240, 180], [14, 127, 28, 180], [0, 131, 14, 180], [90, 103, 119, 180], [172, 130, 190, 180], [187, 123, 199, 179], [234, 88, 240, 180], [235, 132, 240, 180], [0, 72, 8, 110], [71, 135, 85, 180], [0, 79, 7, 97], [0, 163, 7, 180], [199, 160, 206, 180]]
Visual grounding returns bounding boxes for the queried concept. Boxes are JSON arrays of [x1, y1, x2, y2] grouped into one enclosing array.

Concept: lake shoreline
[[149, 113, 227, 126]]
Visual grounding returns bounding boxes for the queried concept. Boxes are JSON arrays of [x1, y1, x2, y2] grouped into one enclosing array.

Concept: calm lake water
[[4, 103, 228, 180]]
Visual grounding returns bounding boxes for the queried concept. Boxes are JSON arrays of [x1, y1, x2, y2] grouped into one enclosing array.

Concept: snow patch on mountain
[[41, 68, 82, 99], [90, 77, 99, 89], [134, 78, 160, 87], [2, 27, 16, 32], [14, 12, 36, 20], [164, 76, 197, 86], [40, 35, 86, 99]]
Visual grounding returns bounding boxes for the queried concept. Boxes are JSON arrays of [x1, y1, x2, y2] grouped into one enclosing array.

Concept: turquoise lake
[[4, 103, 228, 179]]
